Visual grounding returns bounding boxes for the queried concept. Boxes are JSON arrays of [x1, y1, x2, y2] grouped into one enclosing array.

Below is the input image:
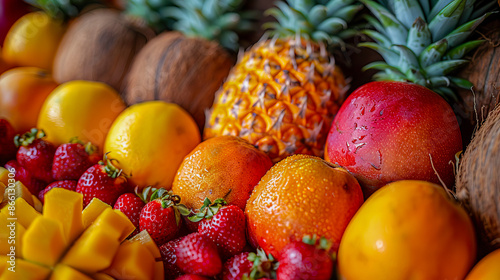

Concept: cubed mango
[[129, 230, 161, 259], [43, 188, 84, 244], [90, 208, 135, 242], [104, 241, 155, 280], [50, 264, 93, 280], [22, 216, 66, 267], [0, 258, 50, 280], [0, 211, 25, 257], [82, 197, 111, 229]]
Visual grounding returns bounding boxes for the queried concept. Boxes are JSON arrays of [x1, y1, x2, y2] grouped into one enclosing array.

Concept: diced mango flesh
[[92, 273, 116, 280], [82, 197, 111, 229], [91, 208, 135, 242], [44, 188, 84, 244], [0, 197, 41, 229], [1, 181, 34, 209], [0, 258, 51, 280], [105, 241, 155, 280], [0, 182, 5, 203], [0, 211, 25, 257], [130, 230, 162, 259], [61, 225, 120, 274], [0, 167, 10, 186], [22, 216, 66, 267], [154, 261, 164, 280], [50, 264, 93, 280], [31, 195, 43, 213]]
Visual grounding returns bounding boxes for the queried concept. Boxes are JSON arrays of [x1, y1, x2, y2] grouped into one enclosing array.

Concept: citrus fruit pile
[[1, 0, 499, 279]]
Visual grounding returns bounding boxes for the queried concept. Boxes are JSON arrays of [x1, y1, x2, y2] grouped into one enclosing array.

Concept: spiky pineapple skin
[[204, 37, 347, 162]]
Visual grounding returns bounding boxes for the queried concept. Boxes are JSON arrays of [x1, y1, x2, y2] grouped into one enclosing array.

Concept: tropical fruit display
[[1, 0, 500, 279], [204, 0, 362, 162]]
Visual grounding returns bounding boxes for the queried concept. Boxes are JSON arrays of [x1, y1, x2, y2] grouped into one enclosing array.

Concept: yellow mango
[[0, 167, 11, 186], [91, 208, 135, 242], [92, 273, 116, 280], [44, 188, 84, 244], [50, 264, 93, 280], [154, 261, 164, 280], [0, 182, 5, 203], [104, 241, 155, 280], [1, 181, 34, 209], [22, 216, 66, 267], [0, 212, 25, 257], [31, 195, 43, 213], [61, 225, 120, 274], [0, 258, 51, 280], [0, 256, 7, 275], [129, 230, 161, 259], [0, 197, 41, 229], [82, 197, 111, 229]]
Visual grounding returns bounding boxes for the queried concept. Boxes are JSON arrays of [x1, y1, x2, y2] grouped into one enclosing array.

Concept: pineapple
[[204, 0, 363, 162], [359, 0, 496, 100]]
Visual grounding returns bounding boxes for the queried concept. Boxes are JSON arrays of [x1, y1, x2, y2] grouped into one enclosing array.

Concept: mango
[[22, 216, 66, 267], [0, 211, 25, 257], [129, 230, 161, 259], [0, 167, 11, 186], [31, 195, 43, 213], [0, 258, 51, 280], [61, 225, 120, 274], [92, 273, 116, 280], [154, 261, 164, 280], [82, 197, 111, 229], [104, 241, 155, 280], [91, 208, 135, 242], [50, 264, 93, 280], [2, 197, 41, 229], [1, 181, 34, 209], [44, 188, 84, 244], [0, 182, 5, 203]]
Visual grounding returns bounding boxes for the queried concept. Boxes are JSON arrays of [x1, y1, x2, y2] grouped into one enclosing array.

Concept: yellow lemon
[[2, 12, 66, 71], [37, 80, 126, 151], [338, 180, 476, 280], [104, 101, 201, 189]]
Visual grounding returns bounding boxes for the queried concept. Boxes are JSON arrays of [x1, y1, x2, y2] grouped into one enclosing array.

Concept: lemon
[[104, 101, 201, 189], [37, 80, 126, 151]]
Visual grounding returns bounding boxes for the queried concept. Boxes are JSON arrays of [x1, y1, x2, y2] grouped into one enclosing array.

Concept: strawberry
[[38, 180, 77, 203], [5, 160, 46, 196], [277, 236, 334, 280], [52, 139, 100, 181], [175, 232, 222, 277], [113, 192, 146, 237], [0, 119, 17, 165], [139, 189, 190, 246], [159, 237, 183, 280], [192, 198, 246, 259], [174, 275, 211, 280], [75, 155, 129, 207], [14, 128, 56, 183], [222, 249, 278, 280]]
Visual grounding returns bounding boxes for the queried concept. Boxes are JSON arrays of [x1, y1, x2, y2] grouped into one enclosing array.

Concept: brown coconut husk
[[53, 8, 154, 92], [456, 17, 500, 146], [123, 32, 234, 129], [456, 103, 500, 257]]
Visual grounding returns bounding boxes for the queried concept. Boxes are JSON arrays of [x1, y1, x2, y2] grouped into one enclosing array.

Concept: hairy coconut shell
[[456, 104, 500, 256], [123, 32, 234, 129], [53, 8, 154, 92], [456, 17, 500, 145]]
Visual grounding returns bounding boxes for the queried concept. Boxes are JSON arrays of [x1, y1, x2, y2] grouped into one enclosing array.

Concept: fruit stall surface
[[0, 0, 499, 280]]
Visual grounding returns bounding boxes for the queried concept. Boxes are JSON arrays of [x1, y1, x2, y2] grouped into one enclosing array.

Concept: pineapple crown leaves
[[149, 188, 191, 226], [24, 0, 100, 20], [188, 197, 227, 222], [263, 0, 364, 47], [243, 248, 279, 280], [159, 0, 256, 50], [126, 0, 176, 34], [14, 128, 46, 147], [360, 0, 498, 100]]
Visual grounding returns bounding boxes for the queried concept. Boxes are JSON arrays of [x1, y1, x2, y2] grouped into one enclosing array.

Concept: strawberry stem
[[246, 248, 278, 280], [188, 197, 228, 222], [99, 152, 127, 179], [14, 128, 46, 147]]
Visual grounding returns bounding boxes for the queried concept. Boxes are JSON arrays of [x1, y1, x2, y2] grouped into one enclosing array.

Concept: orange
[[465, 249, 500, 280], [172, 136, 273, 211], [338, 180, 477, 280], [2, 12, 66, 71], [0, 50, 13, 74], [37, 80, 126, 151], [104, 101, 200, 189], [0, 67, 58, 134], [245, 154, 364, 257]]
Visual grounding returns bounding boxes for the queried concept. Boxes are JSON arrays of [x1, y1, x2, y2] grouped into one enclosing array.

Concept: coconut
[[53, 8, 154, 92], [456, 17, 500, 145], [456, 103, 500, 256], [123, 32, 234, 129]]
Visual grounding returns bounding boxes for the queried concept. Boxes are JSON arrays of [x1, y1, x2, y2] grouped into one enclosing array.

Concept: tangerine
[[172, 136, 273, 210], [338, 180, 477, 280], [465, 249, 500, 280], [245, 154, 364, 257]]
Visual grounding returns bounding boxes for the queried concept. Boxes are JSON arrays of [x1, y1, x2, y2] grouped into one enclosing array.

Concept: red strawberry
[[0, 119, 17, 165], [159, 237, 183, 280], [14, 128, 56, 183], [114, 192, 145, 237], [174, 275, 211, 280], [277, 236, 334, 280], [139, 189, 190, 246], [38, 180, 77, 203], [75, 155, 129, 207], [222, 249, 278, 280], [5, 160, 46, 196], [175, 232, 222, 277], [52, 139, 100, 181], [193, 198, 246, 259]]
